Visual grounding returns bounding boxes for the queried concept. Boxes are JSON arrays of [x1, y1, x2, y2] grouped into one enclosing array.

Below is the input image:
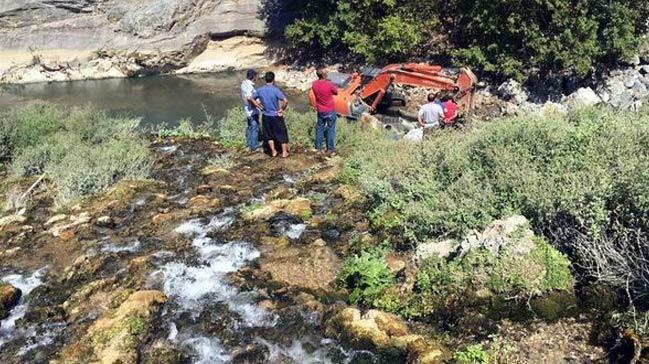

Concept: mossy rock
[[0, 283, 21, 319]]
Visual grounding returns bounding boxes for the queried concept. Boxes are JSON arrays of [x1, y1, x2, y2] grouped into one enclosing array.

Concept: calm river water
[[0, 72, 308, 127]]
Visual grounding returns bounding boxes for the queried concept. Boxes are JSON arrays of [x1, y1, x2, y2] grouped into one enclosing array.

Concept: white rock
[[415, 239, 458, 262], [562, 87, 601, 110]]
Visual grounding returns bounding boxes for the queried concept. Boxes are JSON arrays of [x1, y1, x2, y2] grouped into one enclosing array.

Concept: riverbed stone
[[326, 307, 446, 361], [243, 197, 311, 221], [60, 290, 168, 364], [0, 214, 26, 227], [259, 244, 340, 292], [0, 283, 22, 319]]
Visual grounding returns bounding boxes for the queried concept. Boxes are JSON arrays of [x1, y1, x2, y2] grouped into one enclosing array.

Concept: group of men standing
[[241, 67, 339, 158], [241, 66, 460, 156]]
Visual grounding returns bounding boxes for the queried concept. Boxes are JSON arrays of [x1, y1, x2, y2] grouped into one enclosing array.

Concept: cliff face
[[0, 0, 274, 83]]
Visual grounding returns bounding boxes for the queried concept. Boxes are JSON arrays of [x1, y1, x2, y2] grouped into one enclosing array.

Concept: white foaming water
[[101, 239, 141, 253], [183, 336, 230, 364], [286, 223, 307, 240], [160, 209, 276, 361], [0, 268, 46, 347], [160, 145, 178, 154]]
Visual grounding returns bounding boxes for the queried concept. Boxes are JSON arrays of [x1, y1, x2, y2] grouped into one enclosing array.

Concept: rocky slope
[[0, 0, 275, 83]]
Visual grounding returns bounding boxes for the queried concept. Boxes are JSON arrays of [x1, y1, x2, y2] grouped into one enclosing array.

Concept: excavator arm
[[309, 63, 477, 120]]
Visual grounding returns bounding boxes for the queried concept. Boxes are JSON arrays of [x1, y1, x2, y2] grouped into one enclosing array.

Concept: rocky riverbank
[[0, 132, 626, 363]]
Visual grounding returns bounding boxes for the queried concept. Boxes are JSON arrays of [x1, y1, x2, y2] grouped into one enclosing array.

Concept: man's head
[[427, 93, 437, 103], [316, 67, 328, 80], [246, 69, 257, 80], [264, 71, 275, 84]]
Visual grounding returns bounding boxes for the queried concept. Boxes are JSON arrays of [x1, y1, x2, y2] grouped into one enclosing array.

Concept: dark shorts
[[262, 115, 289, 144]]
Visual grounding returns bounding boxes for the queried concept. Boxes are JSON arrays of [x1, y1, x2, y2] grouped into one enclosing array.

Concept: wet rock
[[326, 307, 445, 361], [562, 87, 601, 110], [335, 185, 364, 204], [268, 212, 302, 237], [0, 214, 26, 227], [187, 195, 220, 212], [60, 290, 167, 364], [260, 236, 290, 248], [49, 212, 91, 237], [415, 239, 458, 262], [143, 339, 190, 364], [307, 163, 342, 184], [231, 343, 271, 364], [200, 165, 230, 176], [95, 215, 114, 228], [0, 246, 21, 258], [46, 214, 68, 225], [320, 226, 341, 243], [0, 283, 22, 319], [259, 245, 340, 292], [243, 197, 311, 221]]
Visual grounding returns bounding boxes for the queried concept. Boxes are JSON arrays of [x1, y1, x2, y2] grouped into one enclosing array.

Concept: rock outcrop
[[326, 307, 445, 363], [0, 0, 274, 83]]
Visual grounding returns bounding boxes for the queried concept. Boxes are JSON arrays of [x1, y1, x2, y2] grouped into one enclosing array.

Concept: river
[[0, 72, 308, 127]]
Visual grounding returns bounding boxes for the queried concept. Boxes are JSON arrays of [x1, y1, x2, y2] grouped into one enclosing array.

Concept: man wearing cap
[[241, 69, 263, 152]]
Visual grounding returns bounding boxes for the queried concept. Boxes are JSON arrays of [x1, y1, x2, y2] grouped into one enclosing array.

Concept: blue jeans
[[315, 111, 337, 151], [246, 114, 260, 150]]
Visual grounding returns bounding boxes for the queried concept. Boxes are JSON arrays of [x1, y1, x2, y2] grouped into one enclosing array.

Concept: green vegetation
[[343, 106, 649, 247], [415, 238, 573, 298], [284, 1, 649, 79], [207, 153, 236, 169], [0, 104, 150, 206], [453, 335, 515, 364], [337, 250, 395, 307]]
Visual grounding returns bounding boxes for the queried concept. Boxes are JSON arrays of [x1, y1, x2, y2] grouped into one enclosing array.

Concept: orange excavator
[[309, 63, 477, 120]]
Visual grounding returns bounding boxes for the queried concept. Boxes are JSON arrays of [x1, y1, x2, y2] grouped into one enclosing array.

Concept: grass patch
[[207, 153, 236, 169], [0, 104, 151, 206]]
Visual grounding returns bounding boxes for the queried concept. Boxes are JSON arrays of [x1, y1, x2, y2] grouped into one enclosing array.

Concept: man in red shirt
[[310, 67, 338, 155], [441, 93, 459, 126]]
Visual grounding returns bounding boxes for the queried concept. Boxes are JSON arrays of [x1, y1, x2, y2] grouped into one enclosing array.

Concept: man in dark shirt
[[254, 72, 290, 158], [310, 67, 338, 156]]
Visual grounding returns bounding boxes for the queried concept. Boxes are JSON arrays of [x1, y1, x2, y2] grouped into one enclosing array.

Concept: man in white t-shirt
[[417, 93, 445, 129], [241, 69, 263, 151]]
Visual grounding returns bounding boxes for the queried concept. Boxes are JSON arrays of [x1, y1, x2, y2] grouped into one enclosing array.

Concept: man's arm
[[330, 82, 338, 95]]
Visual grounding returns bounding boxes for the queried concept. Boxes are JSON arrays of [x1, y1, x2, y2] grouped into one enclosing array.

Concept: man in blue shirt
[[254, 72, 290, 158]]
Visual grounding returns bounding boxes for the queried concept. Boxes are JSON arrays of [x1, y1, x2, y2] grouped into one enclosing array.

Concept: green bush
[[1, 104, 151, 206], [345, 106, 649, 246], [337, 250, 396, 307], [284, 1, 649, 78], [453, 344, 489, 364]]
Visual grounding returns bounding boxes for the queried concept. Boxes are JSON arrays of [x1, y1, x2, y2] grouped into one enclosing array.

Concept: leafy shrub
[[337, 250, 395, 307], [453, 344, 489, 364], [285, 1, 431, 63], [1, 104, 151, 206], [284, 1, 649, 78], [345, 106, 649, 248]]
